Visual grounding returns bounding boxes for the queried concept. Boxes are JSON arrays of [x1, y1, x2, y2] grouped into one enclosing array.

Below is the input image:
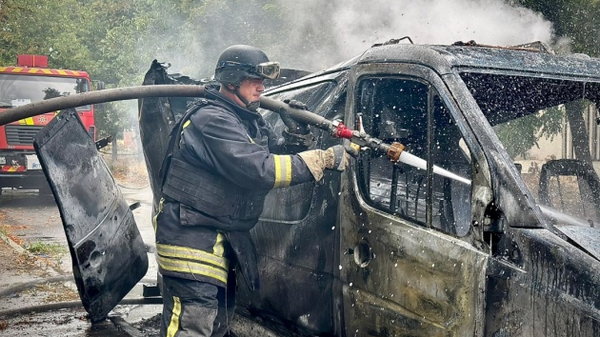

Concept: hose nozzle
[[386, 142, 405, 162]]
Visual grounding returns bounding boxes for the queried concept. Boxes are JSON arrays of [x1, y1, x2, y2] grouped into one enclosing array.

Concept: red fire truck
[[0, 54, 96, 192]]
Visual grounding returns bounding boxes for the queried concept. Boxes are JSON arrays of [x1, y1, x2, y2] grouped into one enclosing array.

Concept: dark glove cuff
[[282, 129, 315, 147]]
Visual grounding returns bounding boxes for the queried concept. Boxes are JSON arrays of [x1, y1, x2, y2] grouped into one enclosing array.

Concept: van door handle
[[350, 240, 373, 268]]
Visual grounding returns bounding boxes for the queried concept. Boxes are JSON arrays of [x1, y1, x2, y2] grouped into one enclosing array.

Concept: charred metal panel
[[34, 110, 148, 322], [357, 44, 600, 80], [485, 229, 600, 337], [338, 60, 489, 336], [239, 173, 340, 334], [437, 45, 600, 78]]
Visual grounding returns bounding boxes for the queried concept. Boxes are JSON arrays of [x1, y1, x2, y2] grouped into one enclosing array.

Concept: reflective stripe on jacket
[[155, 200, 230, 286]]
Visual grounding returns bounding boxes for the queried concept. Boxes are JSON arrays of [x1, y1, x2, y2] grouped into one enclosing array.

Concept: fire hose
[[0, 84, 469, 184], [259, 97, 472, 185], [0, 84, 583, 225]]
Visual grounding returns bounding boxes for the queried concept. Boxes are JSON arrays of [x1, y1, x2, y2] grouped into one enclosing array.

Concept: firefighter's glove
[[281, 99, 311, 135], [298, 144, 351, 181]]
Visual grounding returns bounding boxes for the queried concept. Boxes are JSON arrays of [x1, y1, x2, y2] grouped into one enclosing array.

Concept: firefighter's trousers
[[160, 275, 235, 337]]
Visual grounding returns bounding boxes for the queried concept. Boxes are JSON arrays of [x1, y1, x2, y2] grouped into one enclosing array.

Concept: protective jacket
[[155, 88, 314, 290]]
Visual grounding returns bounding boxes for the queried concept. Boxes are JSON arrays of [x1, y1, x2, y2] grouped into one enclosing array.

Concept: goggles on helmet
[[217, 61, 280, 80], [255, 62, 280, 79]]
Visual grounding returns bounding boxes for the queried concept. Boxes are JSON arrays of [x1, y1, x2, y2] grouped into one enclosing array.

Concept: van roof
[[319, 43, 600, 81]]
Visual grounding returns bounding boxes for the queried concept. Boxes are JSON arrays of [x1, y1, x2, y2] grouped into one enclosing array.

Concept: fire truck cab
[[0, 54, 95, 191]]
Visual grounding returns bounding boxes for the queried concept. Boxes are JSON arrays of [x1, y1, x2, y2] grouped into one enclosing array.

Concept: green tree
[[0, 0, 156, 143], [495, 106, 564, 159], [0, 0, 305, 141], [516, 0, 600, 57], [0, 0, 92, 68]]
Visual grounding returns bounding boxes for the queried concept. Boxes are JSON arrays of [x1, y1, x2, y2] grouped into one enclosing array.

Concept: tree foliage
[[0, 0, 296, 137], [1, 0, 599, 139], [516, 0, 600, 57], [494, 106, 564, 159]]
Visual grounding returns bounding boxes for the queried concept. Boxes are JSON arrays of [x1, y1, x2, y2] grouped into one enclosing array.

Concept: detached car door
[[34, 110, 148, 322], [339, 63, 488, 336]]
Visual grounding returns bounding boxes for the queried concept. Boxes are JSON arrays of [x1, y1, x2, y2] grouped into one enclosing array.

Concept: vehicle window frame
[[347, 64, 478, 238]]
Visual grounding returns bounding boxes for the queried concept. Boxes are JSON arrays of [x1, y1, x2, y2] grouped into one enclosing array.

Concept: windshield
[[461, 72, 600, 227], [0, 73, 91, 111]]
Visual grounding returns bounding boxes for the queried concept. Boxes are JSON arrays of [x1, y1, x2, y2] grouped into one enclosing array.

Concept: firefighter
[[156, 45, 352, 337]]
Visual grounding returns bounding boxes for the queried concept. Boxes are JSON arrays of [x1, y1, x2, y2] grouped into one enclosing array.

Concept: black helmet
[[215, 45, 280, 86]]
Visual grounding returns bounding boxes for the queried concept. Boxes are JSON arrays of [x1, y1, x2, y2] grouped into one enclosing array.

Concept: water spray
[[261, 97, 595, 228], [258, 98, 472, 185], [397, 151, 472, 185]]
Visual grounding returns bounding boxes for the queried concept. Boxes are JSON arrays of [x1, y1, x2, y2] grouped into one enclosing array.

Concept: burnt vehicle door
[[33, 110, 148, 322], [235, 70, 350, 335], [339, 63, 489, 336]]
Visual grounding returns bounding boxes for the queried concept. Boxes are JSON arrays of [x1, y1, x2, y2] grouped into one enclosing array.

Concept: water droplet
[[331, 226, 336, 230], [339, 265, 343, 270]]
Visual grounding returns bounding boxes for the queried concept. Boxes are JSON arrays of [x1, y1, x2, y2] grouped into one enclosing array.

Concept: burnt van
[[33, 40, 600, 336]]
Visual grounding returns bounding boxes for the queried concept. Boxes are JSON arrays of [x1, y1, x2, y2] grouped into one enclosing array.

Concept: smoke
[[137, 0, 555, 81], [274, 0, 555, 70], [126, 0, 557, 208]]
